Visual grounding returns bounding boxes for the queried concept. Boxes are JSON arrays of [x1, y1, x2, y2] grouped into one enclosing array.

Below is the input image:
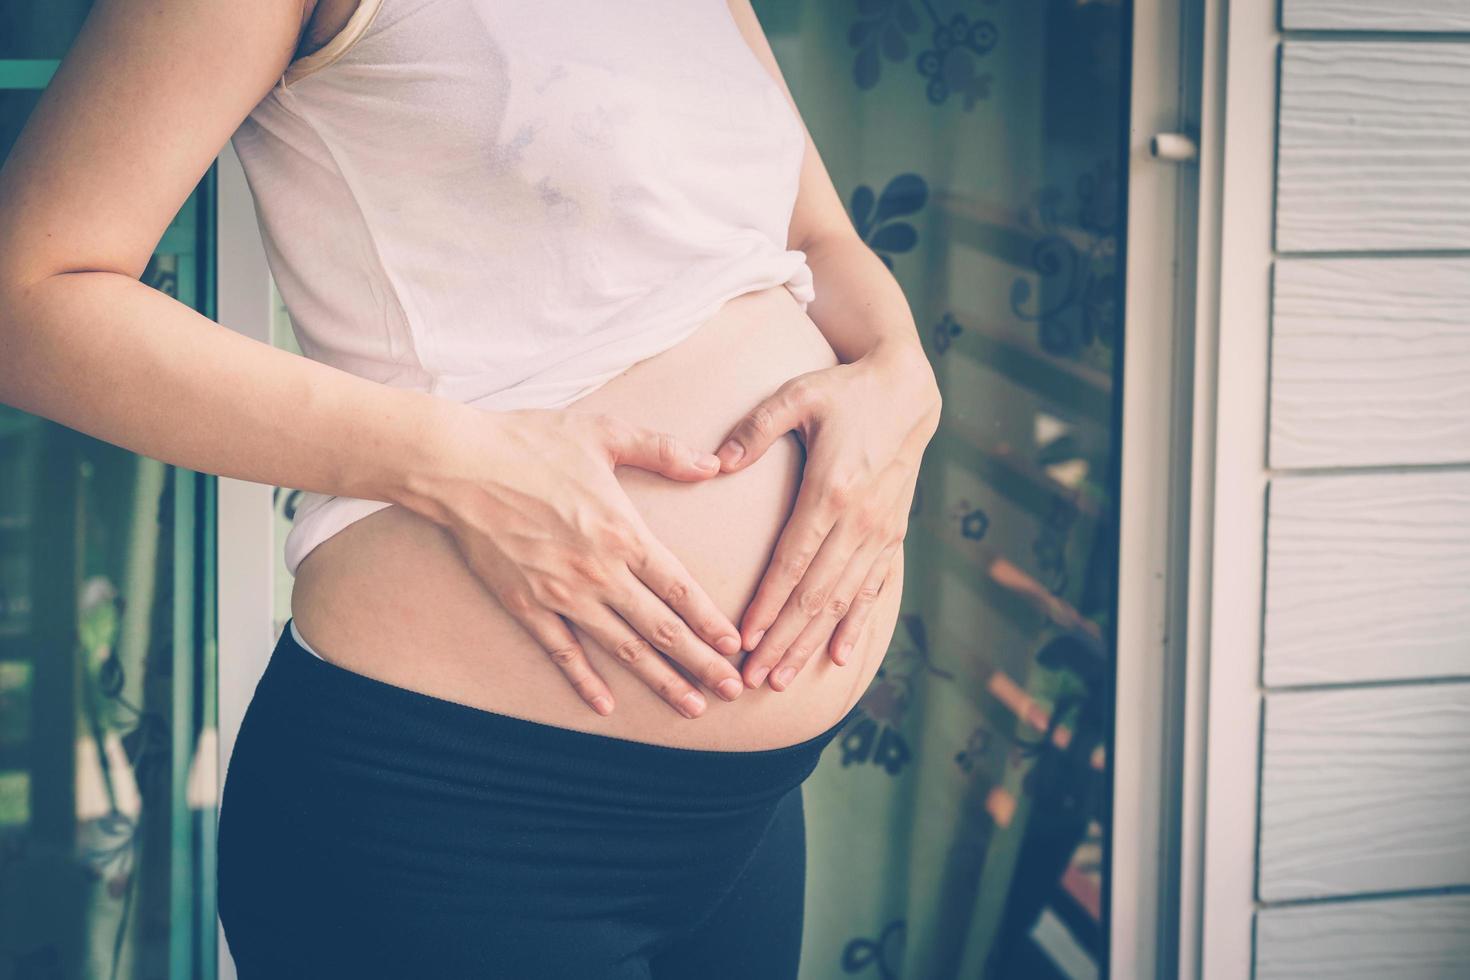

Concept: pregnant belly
[[288, 284, 904, 751]]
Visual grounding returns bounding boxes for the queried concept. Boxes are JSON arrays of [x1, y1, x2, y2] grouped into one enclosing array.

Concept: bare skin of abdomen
[[288, 284, 904, 751]]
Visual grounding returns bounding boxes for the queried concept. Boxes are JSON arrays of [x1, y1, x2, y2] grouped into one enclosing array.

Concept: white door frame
[[212, 139, 280, 980], [1110, 0, 1208, 978], [1177, 0, 1279, 977]]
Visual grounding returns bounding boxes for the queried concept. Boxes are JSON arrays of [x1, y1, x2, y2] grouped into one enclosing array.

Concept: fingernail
[[716, 678, 743, 701], [679, 691, 706, 718], [697, 453, 721, 471], [835, 642, 853, 666], [591, 696, 614, 716], [772, 666, 796, 690], [720, 440, 744, 465], [746, 628, 766, 651], [748, 665, 770, 689], [716, 634, 742, 656]]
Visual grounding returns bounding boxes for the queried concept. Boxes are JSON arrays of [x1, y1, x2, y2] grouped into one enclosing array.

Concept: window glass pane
[[0, 2, 96, 61], [759, 2, 1129, 976], [0, 51, 216, 979]]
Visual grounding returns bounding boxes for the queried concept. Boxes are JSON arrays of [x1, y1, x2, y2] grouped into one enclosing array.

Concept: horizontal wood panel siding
[[1270, 258, 1470, 468], [1256, 893, 1470, 980], [1277, 42, 1470, 252], [1284, 0, 1470, 31], [1258, 682, 1470, 901], [1250, 10, 1470, 978], [1263, 471, 1470, 686]]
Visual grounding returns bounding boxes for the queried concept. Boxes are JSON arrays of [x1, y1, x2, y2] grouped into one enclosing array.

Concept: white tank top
[[230, 0, 815, 577]]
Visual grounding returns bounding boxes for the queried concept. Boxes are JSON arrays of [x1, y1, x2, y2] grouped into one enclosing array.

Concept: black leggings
[[217, 619, 856, 979]]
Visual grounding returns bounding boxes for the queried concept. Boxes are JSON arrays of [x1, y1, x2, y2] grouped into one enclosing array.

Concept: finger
[[741, 510, 869, 688], [758, 528, 885, 691], [498, 586, 616, 716], [600, 415, 723, 482], [621, 513, 744, 657], [573, 601, 712, 720], [608, 567, 746, 704], [714, 378, 809, 472], [771, 536, 891, 687], [737, 470, 847, 650], [828, 542, 900, 666]]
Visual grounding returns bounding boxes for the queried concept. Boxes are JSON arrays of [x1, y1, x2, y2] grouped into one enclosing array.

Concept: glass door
[[0, 5, 219, 977], [751, 2, 1138, 977]]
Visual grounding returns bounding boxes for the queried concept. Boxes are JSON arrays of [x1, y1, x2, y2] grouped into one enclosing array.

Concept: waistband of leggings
[[259, 617, 859, 806]]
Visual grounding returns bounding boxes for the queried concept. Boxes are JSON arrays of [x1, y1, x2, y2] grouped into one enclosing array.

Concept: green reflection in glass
[[1, 23, 217, 973]]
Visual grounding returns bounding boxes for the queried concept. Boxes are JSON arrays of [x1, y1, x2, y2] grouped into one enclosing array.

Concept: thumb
[[716, 385, 805, 472], [603, 418, 724, 482]]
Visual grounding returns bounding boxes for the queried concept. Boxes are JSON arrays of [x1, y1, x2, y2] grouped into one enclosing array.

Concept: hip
[[217, 624, 850, 976], [287, 283, 904, 750]]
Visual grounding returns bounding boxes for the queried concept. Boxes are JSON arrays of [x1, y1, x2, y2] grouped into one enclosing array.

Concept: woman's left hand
[[713, 341, 942, 691]]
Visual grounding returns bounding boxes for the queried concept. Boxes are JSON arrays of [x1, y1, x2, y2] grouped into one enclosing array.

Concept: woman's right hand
[[416, 404, 747, 719]]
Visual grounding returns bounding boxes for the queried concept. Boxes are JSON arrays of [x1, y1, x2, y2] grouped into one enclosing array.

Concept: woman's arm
[[0, 0, 751, 718], [717, 1, 942, 684], [723, 0, 930, 369], [0, 0, 433, 508]]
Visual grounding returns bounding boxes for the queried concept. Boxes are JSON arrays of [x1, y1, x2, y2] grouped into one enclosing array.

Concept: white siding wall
[[1283, 1, 1470, 31], [1270, 261, 1470, 468], [1263, 472, 1470, 685], [1255, 893, 1470, 980], [1240, 2, 1470, 975]]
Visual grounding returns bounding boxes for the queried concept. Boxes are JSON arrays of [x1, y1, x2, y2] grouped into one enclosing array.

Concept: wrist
[[859, 339, 942, 422], [379, 391, 490, 528]]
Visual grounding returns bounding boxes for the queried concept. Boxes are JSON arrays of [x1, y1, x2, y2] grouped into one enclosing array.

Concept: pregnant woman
[[0, 0, 941, 976]]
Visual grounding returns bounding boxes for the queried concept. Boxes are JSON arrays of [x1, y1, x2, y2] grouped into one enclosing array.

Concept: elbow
[[0, 262, 46, 342], [0, 266, 28, 364], [795, 226, 865, 262], [0, 240, 47, 337], [0, 266, 61, 412], [0, 277, 30, 410]]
